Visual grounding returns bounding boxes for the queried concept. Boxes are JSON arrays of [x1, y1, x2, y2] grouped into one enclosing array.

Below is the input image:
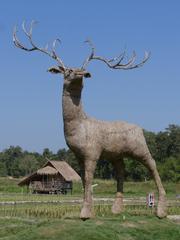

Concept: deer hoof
[[112, 192, 123, 214], [80, 206, 93, 220], [157, 197, 167, 218]]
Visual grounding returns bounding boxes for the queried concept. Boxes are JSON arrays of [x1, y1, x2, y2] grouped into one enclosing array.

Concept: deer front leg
[[111, 159, 125, 214], [80, 158, 97, 220]]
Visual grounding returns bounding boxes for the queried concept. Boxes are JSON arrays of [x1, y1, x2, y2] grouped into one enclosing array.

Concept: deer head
[[13, 21, 150, 85]]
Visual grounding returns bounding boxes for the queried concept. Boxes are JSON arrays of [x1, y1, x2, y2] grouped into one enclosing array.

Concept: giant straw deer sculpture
[[13, 21, 167, 219]]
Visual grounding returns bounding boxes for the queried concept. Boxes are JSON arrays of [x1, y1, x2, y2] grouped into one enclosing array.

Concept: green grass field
[[0, 177, 179, 198], [0, 177, 179, 240], [0, 215, 179, 240]]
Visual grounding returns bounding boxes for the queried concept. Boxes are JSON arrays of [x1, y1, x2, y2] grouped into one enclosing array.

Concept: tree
[[125, 158, 150, 181], [165, 124, 180, 157], [158, 156, 180, 182], [42, 148, 53, 159], [56, 148, 68, 160], [3, 146, 23, 176], [155, 131, 170, 162], [95, 159, 113, 179], [18, 154, 39, 176], [0, 161, 7, 176]]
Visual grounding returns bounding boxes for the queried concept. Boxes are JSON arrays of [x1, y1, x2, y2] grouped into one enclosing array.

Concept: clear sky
[[0, 0, 179, 153]]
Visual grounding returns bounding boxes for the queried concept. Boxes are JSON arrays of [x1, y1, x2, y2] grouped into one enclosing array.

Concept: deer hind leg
[[111, 158, 125, 214], [139, 151, 167, 218], [80, 156, 97, 220]]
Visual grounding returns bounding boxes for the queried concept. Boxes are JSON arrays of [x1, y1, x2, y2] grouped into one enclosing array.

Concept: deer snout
[[83, 72, 91, 78]]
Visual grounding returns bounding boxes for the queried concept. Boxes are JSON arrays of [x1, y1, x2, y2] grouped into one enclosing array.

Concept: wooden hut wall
[[52, 173, 66, 186]]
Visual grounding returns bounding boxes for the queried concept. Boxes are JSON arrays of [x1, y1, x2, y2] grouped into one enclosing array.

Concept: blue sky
[[0, 0, 179, 153]]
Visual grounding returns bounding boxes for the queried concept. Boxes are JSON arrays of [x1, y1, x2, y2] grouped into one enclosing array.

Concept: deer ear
[[48, 66, 65, 74]]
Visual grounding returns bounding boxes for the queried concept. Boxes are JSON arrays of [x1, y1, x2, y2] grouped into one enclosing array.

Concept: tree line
[[0, 124, 179, 182]]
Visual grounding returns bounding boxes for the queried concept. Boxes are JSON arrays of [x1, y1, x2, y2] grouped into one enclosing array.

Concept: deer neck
[[62, 78, 86, 130]]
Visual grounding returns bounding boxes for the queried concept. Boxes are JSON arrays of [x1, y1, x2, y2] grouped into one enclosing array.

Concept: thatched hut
[[18, 160, 81, 194]]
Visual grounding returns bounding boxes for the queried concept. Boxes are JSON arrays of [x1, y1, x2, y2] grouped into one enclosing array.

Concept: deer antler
[[13, 21, 65, 69], [82, 39, 150, 70]]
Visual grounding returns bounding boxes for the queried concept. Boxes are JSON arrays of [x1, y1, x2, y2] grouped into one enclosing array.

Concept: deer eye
[[67, 69, 73, 76]]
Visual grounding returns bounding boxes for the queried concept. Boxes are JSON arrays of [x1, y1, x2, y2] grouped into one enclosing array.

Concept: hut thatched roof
[[47, 161, 80, 181], [37, 166, 58, 175], [18, 160, 81, 186]]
